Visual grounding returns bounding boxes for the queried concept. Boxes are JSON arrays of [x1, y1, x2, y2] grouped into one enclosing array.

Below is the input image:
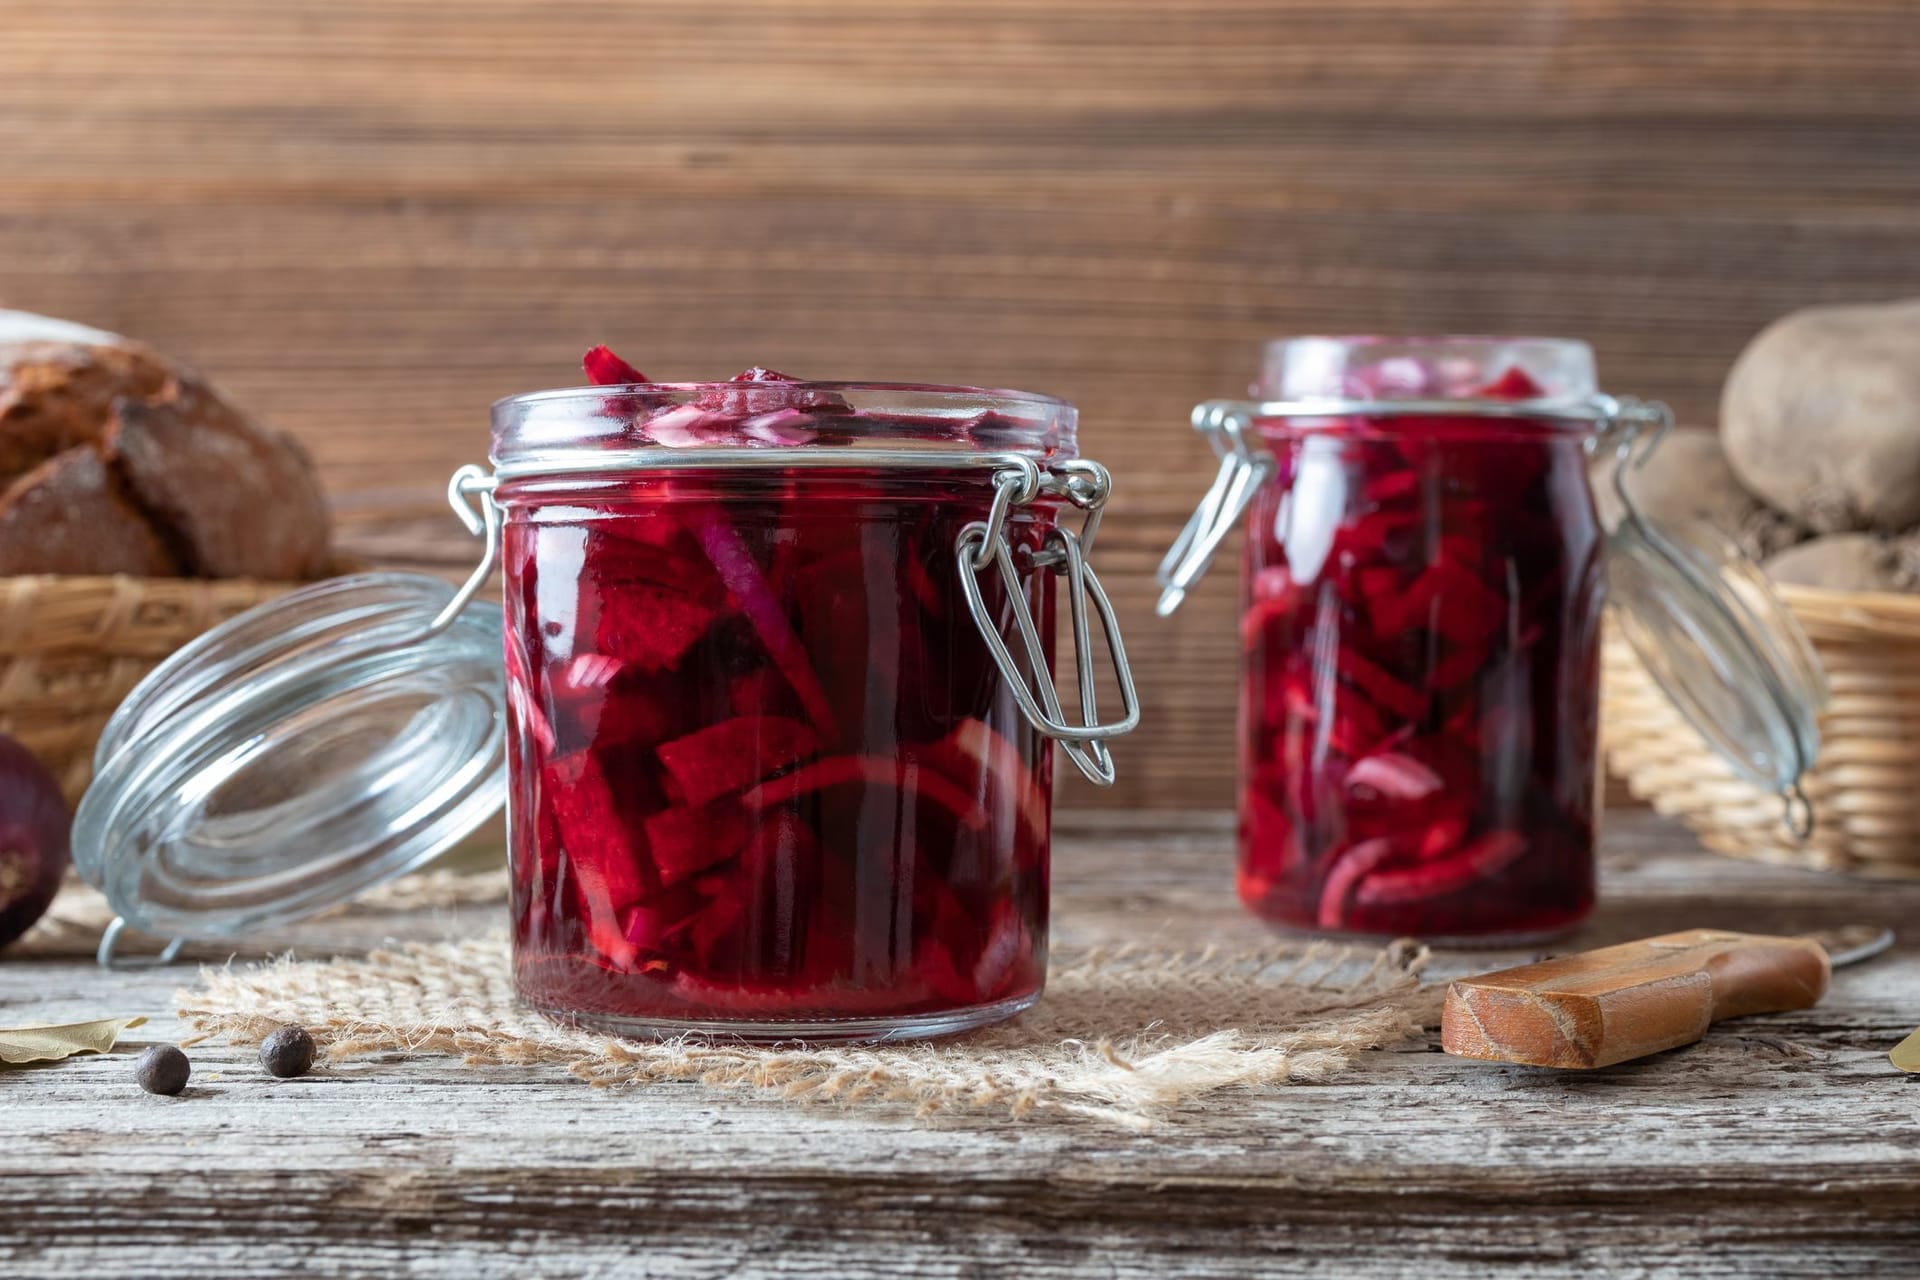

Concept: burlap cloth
[[28, 872, 1438, 1129]]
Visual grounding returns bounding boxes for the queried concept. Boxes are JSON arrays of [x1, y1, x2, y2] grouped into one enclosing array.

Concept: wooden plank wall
[[1, 1, 1916, 807]]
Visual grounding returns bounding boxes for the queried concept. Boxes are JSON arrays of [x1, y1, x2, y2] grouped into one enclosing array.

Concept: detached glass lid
[[1599, 429, 1826, 820], [73, 472, 510, 964], [1157, 335, 1828, 827]]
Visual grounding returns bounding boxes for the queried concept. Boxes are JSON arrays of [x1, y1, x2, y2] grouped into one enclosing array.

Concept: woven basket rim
[[0, 558, 364, 593], [1775, 581, 1920, 641], [0, 571, 312, 590]]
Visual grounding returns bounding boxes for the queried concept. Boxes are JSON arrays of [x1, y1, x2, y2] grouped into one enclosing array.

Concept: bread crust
[[0, 339, 331, 581], [0, 340, 175, 484], [107, 378, 333, 580], [0, 444, 179, 577]]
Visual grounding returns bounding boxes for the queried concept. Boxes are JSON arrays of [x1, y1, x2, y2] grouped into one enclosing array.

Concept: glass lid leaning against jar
[[73, 356, 1139, 1043], [1157, 336, 1825, 943]]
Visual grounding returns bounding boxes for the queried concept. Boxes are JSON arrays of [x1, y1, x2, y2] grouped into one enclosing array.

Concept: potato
[[1591, 426, 1803, 559], [1722, 298, 1920, 532], [1762, 533, 1911, 593]]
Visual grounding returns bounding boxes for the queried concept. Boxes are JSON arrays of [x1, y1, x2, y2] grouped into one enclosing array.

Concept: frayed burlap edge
[[12, 867, 511, 959], [178, 934, 1436, 1129]]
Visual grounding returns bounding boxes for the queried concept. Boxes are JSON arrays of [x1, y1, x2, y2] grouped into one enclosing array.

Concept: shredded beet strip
[[1314, 837, 1398, 929], [686, 506, 840, 740], [742, 755, 990, 832], [582, 344, 647, 386], [1352, 831, 1528, 907]]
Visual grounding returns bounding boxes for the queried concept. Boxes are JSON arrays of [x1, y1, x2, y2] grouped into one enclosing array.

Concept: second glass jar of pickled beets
[[1159, 336, 1825, 943], [71, 353, 1137, 1044]]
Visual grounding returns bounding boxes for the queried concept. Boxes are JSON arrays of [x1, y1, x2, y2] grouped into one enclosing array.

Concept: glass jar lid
[[1159, 335, 1827, 824], [73, 565, 510, 959], [1599, 438, 1826, 808]]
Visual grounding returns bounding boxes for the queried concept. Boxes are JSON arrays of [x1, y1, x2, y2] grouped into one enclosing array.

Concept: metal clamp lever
[[957, 463, 1142, 786], [1156, 403, 1274, 616]]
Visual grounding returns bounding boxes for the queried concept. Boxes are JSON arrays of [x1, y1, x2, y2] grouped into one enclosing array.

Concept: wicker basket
[[0, 573, 324, 805], [1603, 582, 1920, 879]]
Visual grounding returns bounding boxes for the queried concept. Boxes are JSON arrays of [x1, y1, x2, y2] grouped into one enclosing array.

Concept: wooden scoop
[[1441, 927, 1890, 1069]]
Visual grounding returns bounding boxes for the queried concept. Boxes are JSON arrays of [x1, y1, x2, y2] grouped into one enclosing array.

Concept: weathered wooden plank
[[1, 811, 1916, 1277], [2, 1, 1919, 806]]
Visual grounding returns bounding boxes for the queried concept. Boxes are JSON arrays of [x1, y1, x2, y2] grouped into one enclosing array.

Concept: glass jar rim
[[1257, 334, 1599, 413], [494, 380, 1074, 414], [1237, 399, 1616, 437], [492, 380, 1079, 470], [1263, 332, 1587, 350]]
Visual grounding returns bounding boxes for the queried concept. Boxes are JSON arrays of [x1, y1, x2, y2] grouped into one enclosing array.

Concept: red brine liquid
[[1237, 366, 1606, 940], [503, 358, 1057, 1035]]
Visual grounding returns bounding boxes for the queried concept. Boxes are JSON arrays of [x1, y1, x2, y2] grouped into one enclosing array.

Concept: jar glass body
[[492, 384, 1075, 1039], [1236, 338, 1606, 941]]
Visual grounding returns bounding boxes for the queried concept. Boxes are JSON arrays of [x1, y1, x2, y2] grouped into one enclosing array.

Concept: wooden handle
[[1441, 930, 1831, 1069]]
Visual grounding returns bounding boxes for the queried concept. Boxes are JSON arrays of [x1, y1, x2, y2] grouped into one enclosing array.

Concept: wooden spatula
[[1441, 927, 1892, 1069]]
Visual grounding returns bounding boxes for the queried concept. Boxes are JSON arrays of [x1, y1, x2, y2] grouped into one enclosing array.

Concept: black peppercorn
[[259, 1024, 316, 1078], [136, 1044, 190, 1096]]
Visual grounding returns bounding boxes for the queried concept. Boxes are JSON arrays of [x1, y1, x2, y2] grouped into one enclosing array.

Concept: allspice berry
[[136, 1044, 191, 1096], [259, 1024, 316, 1079]]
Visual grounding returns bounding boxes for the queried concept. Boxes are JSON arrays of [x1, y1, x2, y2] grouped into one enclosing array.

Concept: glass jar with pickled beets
[[492, 356, 1138, 1039], [1158, 337, 1824, 943]]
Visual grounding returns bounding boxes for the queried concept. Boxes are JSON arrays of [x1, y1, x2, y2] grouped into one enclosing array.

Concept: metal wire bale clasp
[[957, 460, 1141, 787], [1156, 402, 1276, 616]]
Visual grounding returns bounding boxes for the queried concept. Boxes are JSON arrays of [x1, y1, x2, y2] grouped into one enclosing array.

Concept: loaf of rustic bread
[[0, 315, 332, 580]]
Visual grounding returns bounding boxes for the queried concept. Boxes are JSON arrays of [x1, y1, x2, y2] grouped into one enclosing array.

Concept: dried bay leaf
[[1893, 1027, 1920, 1074], [0, 1015, 147, 1065]]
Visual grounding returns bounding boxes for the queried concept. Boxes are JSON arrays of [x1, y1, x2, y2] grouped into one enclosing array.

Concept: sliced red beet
[[742, 755, 989, 832], [504, 635, 557, 756], [686, 505, 839, 739], [1478, 365, 1544, 400], [1336, 648, 1427, 722], [902, 545, 948, 619], [543, 752, 650, 968], [593, 586, 718, 674], [1314, 836, 1398, 930], [583, 345, 649, 386], [680, 871, 752, 970], [912, 890, 987, 1004], [655, 714, 822, 809], [1352, 830, 1527, 907], [969, 902, 1027, 1000], [1345, 751, 1443, 802], [1372, 559, 1507, 647], [642, 801, 753, 888], [733, 811, 816, 974], [1415, 814, 1470, 861], [923, 718, 1047, 851], [541, 653, 685, 758], [1361, 468, 1423, 506], [727, 667, 797, 719]]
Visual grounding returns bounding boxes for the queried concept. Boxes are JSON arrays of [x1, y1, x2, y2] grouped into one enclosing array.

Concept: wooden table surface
[[4, 808, 1915, 1278]]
